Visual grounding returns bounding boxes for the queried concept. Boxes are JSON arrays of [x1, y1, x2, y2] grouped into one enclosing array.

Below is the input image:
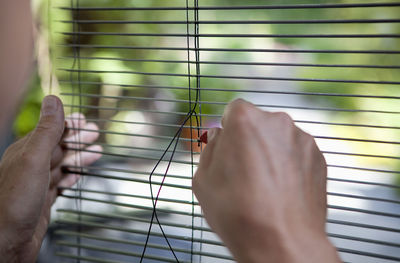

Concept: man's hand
[[0, 95, 102, 262], [193, 99, 341, 263]]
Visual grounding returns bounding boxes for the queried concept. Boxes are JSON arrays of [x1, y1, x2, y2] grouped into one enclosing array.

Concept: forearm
[[0, 0, 34, 137]]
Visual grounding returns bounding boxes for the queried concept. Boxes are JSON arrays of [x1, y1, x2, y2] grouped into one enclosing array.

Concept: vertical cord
[[76, 0, 84, 260], [188, 0, 195, 261], [69, 0, 83, 261], [76, 0, 83, 260], [47, 0, 53, 95], [68, 1, 78, 261], [190, 0, 201, 261], [139, 1, 201, 262], [193, 2, 202, 262]]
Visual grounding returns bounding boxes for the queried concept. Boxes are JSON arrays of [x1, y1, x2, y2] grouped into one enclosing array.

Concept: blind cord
[[140, 0, 202, 262], [68, 0, 84, 262], [191, 0, 201, 262]]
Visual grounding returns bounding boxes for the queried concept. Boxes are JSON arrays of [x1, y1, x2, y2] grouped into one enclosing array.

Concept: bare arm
[[193, 99, 341, 263], [0, 0, 34, 138]]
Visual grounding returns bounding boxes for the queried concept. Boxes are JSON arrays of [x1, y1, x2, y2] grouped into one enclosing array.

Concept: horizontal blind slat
[[60, 186, 400, 206], [60, 192, 400, 218], [63, 104, 400, 119], [58, 208, 400, 234], [65, 114, 400, 130], [65, 139, 400, 160], [56, 220, 221, 246], [60, 56, 400, 69], [60, 82, 400, 99], [56, 231, 232, 260], [64, 126, 400, 145], [56, 253, 127, 263], [60, 68, 400, 85], [61, 171, 193, 189], [65, 148, 400, 175], [55, 221, 400, 261], [64, 165, 400, 189], [59, 3, 400, 11], [60, 18, 400, 24], [60, 44, 400, 54], [58, 241, 187, 263], [61, 32, 400, 38], [61, 92, 400, 107]]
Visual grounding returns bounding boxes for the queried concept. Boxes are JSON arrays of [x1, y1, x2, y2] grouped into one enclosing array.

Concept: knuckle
[[35, 116, 64, 136], [300, 130, 314, 141], [302, 132, 324, 159], [229, 100, 254, 126], [300, 131, 315, 147], [274, 112, 293, 125], [192, 177, 200, 194], [19, 149, 35, 167], [192, 170, 204, 194], [35, 121, 54, 134]]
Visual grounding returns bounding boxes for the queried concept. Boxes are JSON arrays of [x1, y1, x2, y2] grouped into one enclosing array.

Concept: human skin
[[1, 1, 341, 262], [0, 96, 102, 263], [193, 99, 342, 263], [0, 1, 103, 261], [0, 0, 34, 139]]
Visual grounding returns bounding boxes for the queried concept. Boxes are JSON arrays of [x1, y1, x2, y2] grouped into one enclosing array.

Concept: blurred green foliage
[[14, 0, 400, 189], [13, 73, 44, 137]]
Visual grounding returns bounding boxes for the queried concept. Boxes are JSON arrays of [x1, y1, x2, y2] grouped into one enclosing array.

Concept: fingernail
[[41, 96, 58, 116], [208, 128, 217, 142]]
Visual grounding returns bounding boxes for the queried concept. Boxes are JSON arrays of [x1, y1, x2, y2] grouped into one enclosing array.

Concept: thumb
[[27, 95, 65, 162]]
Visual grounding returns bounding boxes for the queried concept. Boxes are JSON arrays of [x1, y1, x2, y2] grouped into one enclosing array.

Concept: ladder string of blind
[[57, 1, 400, 263], [138, 0, 202, 261], [68, 0, 85, 261]]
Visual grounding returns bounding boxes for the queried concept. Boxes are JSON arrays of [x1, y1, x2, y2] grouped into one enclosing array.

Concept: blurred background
[[4, 0, 400, 262]]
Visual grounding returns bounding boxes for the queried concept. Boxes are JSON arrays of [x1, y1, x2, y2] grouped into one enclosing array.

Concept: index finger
[[197, 128, 222, 171]]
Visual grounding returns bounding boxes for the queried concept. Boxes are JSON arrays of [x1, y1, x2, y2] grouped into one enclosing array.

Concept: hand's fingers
[[65, 112, 86, 137], [49, 166, 63, 188], [221, 99, 255, 128], [63, 144, 103, 167], [57, 142, 102, 194], [196, 128, 222, 173], [53, 120, 99, 171], [50, 145, 64, 168], [49, 188, 58, 206], [64, 122, 100, 150], [57, 173, 80, 189], [24, 95, 65, 173], [60, 145, 102, 190]]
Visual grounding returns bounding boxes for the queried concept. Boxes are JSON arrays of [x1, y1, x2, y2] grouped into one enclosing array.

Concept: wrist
[[0, 225, 19, 263], [281, 227, 341, 263], [226, 221, 340, 263]]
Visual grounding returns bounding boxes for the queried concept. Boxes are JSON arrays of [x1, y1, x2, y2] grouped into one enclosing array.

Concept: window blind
[[52, 1, 400, 262]]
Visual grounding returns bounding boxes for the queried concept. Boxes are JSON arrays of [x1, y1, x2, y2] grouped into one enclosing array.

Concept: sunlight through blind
[[53, 1, 400, 262]]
